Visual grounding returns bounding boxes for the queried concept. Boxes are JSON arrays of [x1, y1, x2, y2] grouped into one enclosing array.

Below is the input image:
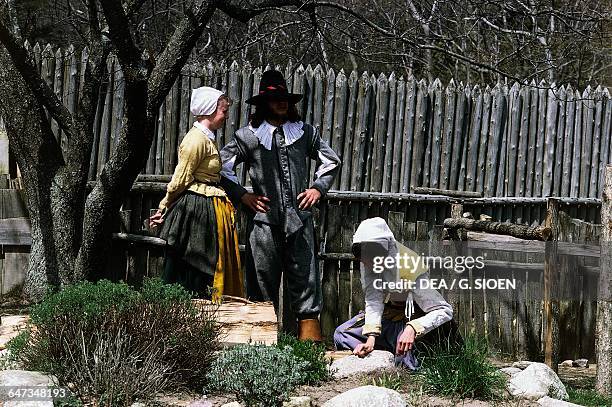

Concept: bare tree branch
[[0, 7, 75, 140], [146, 0, 216, 111], [98, 0, 142, 68]]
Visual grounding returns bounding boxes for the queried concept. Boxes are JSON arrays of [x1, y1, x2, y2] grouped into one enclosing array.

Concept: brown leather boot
[[298, 318, 323, 342]]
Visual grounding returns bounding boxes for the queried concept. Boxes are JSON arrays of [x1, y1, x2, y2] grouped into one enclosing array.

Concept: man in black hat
[[220, 70, 341, 341]]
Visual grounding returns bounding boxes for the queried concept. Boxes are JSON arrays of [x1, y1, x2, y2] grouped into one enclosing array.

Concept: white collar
[[248, 120, 304, 150], [193, 121, 216, 141]]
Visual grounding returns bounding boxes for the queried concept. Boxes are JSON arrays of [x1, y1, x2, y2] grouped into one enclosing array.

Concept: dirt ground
[[152, 369, 543, 407], [144, 356, 599, 406], [0, 309, 599, 407]]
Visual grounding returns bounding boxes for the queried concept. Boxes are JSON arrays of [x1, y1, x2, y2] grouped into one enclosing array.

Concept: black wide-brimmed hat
[[245, 70, 303, 105]]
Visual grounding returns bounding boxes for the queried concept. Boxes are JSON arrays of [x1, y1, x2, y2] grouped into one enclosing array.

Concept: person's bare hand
[[297, 188, 321, 210], [241, 193, 270, 213], [396, 324, 416, 355], [353, 336, 376, 358], [148, 209, 164, 228]]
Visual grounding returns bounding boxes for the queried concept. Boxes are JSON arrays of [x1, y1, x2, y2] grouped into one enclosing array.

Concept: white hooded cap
[[353, 217, 395, 249], [190, 86, 224, 116], [353, 217, 401, 290]]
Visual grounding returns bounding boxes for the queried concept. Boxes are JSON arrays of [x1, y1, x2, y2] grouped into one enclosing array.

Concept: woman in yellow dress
[[149, 87, 244, 302]]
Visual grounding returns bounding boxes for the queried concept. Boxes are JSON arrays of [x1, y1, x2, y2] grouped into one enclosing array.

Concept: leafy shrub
[[205, 343, 309, 407], [416, 334, 506, 400], [276, 333, 333, 384], [14, 278, 221, 406], [5, 329, 30, 360]]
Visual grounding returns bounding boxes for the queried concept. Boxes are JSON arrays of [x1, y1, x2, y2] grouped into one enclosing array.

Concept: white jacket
[[354, 217, 453, 337]]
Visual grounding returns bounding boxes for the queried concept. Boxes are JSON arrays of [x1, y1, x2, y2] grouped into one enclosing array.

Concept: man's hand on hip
[[297, 188, 321, 209]]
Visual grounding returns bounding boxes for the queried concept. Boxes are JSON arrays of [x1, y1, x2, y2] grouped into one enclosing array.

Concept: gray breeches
[[245, 216, 321, 317]]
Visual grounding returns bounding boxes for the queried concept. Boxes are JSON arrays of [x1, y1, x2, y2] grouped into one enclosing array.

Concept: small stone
[[500, 367, 522, 377], [512, 360, 536, 370], [572, 359, 588, 368], [283, 396, 312, 407], [130, 403, 146, 407], [220, 403, 242, 407], [330, 350, 395, 379], [508, 363, 569, 400], [537, 396, 582, 406], [188, 400, 213, 407], [559, 360, 573, 367], [322, 385, 407, 407]]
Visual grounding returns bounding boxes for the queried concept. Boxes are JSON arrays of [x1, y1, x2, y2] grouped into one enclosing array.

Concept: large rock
[[507, 363, 569, 400], [0, 370, 58, 407], [322, 385, 407, 407], [572, 359, 588, 368], [512, 360, 536, 369], [500, 367, 522, 377], [330, 350, 395, 378], [537, 396, 582, 406]]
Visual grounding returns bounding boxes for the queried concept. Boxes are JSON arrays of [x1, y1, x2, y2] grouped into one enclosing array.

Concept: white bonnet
[[190, 86, 224, 116], [353, 217, 395, 249]]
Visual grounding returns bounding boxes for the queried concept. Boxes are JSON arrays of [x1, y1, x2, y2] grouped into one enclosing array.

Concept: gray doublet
[[220, 122, 341, 316]]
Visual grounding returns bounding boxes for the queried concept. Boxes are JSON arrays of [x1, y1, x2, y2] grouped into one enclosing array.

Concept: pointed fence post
[[543, 197, 560, 372]]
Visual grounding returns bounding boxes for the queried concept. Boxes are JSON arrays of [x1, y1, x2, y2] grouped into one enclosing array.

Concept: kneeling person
[[334, 217, 461, 370]]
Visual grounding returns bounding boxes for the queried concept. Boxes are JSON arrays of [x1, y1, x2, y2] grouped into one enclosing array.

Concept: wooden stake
[[543, 197, 560, 372]]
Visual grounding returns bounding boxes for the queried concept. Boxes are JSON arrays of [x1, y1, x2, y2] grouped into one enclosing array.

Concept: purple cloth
[[333, 311, 420, 370]]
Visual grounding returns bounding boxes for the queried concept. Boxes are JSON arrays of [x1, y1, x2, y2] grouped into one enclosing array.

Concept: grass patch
[[568, 387, 612, 406], [416, 334, 506, 401], [369, 371, 407, 391]]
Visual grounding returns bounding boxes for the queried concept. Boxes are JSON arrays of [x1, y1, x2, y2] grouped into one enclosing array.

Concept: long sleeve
[[407, 273, 453, 338], [158, 138, 205, 212], [308, 128, 341, 196], [361, 263, 386, 336], [220, 137, 248, 206]]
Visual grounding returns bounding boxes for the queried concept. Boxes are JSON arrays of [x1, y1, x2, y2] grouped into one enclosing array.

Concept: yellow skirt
[[211, 196, 245, 303]]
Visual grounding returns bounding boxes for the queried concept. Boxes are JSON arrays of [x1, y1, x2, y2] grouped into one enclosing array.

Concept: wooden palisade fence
[[1, 43, 611, 363], [5, 43, 610, 202]]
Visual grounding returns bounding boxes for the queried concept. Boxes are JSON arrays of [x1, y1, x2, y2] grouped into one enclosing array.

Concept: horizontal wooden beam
[[87, 179, 602, 206], [0, 218, 31, 245], [112, 232, 167, 247], [411, 186, 483, 198], [444, 217, 552, 241]]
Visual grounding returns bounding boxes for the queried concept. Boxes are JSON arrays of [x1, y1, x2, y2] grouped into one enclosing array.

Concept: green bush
[[276, 333, 333, 384], [5, 329, 30, 360], [14, 278, 221, 406], [416, 334, 506, 400], [205, 343, 309, 407]]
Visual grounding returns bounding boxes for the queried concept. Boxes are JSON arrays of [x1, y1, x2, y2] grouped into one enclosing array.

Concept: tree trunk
[[0, 48, 64, 300], [75, 76, 155, 280], [0, 45, 95, 300], [596, 165, 612, 395]]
